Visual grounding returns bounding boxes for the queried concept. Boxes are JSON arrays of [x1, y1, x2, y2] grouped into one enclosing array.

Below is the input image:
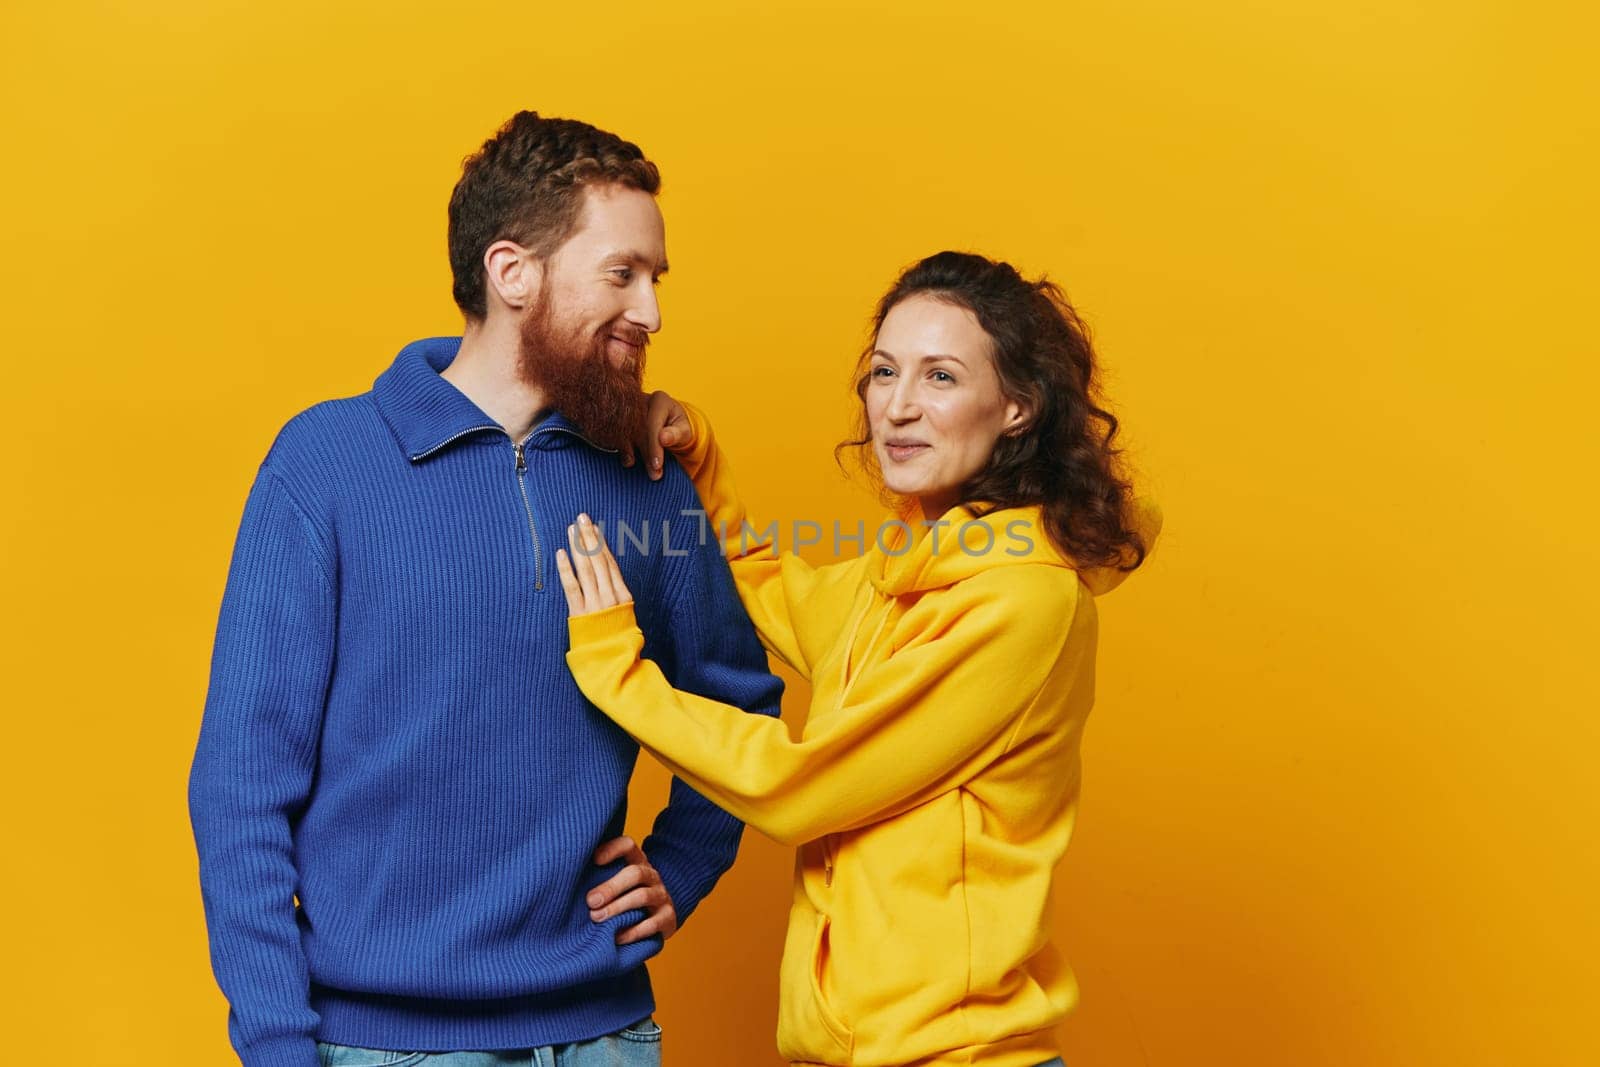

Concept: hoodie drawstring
[[835, 589, 893, 714]]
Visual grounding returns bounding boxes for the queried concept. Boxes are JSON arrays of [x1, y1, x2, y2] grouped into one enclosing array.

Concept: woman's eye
[[931, 370, 955, 383], [871, 366, 895, 378]]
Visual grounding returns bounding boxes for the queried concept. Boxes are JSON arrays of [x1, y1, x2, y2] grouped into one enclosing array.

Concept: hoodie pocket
[[808, 912, 855, 1055], [779, 907, 855, 1062]]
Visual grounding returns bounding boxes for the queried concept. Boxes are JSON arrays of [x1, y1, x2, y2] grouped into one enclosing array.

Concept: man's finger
[[589, 885, 663, 922], [593, 835, 639, 866], [616, 908, 677, 945], [587, 864, 646, 909]]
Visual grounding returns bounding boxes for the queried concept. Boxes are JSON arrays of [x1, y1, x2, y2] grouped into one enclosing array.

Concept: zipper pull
[[823, 837, 835, 887], [514, 442, 526, 473]]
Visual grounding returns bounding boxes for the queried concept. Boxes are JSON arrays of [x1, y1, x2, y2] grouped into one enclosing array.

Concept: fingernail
[[579, 513, 591, 525]]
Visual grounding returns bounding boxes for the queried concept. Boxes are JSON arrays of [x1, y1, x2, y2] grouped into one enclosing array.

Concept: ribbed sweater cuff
[[238, 1033, 319, 1067], [641, 837, 720, 927]]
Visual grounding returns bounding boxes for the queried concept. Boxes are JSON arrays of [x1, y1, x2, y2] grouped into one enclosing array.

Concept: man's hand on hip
[[588, 835, 678, 945]]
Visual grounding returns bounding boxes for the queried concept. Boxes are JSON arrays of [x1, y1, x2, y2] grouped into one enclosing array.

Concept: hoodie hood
[[867, 497, 1163, 598]]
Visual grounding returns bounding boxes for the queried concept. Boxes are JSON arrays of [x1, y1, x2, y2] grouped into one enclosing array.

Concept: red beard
[[517, 289, 649, 453]]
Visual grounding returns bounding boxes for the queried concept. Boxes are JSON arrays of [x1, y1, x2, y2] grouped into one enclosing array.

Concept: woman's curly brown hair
[[839, 251, 1148, 573], [448, 110, 660, 320]]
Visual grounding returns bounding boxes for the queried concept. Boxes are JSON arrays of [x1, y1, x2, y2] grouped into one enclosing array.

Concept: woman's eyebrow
[[873, 349, 966, 368]]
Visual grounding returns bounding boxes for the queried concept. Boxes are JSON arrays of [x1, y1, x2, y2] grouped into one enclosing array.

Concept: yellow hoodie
[[566, 403, 1161, 1067]]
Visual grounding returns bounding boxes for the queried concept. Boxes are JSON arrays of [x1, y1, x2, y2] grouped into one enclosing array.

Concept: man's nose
[[626, 285, 662, 334]]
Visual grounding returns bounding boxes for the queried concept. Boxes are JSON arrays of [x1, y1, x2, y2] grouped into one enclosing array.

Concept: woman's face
[[865, 293, 1028, 518]]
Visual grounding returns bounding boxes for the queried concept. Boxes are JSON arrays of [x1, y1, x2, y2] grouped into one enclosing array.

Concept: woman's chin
[[881, 477, 923, 500], [883, 482, 961, 515]]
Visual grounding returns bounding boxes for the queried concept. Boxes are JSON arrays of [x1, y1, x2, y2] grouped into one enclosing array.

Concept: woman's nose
[[886, 382, 921, 421]]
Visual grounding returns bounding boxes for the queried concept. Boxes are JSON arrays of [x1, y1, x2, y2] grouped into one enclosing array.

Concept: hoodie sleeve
[[670, 401, 834, 681], [566, 565, 1081, 847], [631, 481, 786, 929]]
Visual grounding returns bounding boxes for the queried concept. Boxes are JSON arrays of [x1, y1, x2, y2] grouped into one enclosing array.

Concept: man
[[188, 111, 783, 1067]]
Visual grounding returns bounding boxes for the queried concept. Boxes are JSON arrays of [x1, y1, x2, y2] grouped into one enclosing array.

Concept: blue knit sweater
[[189, 337, 783, 1067]]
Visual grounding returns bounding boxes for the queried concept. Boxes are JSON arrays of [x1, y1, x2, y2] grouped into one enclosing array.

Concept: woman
[[556, 251, 1160, 1067]]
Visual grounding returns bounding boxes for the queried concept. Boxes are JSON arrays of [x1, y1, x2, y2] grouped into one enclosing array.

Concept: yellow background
[[3, 1, 1596, 1064]]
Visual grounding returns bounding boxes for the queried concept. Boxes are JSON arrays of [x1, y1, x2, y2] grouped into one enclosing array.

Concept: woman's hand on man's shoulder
[[620, 390, 695, 481]]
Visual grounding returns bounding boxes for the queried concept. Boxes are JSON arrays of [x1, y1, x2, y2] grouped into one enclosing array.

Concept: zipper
[[512, 440, 545, 591], [409, 425, 500, 463], [508, 419, 620, 592], [527, 420, 617, 454], [412, 418, 614, 594]]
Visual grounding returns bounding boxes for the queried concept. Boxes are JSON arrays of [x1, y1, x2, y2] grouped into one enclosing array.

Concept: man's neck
[[442, 317, 550, 442]]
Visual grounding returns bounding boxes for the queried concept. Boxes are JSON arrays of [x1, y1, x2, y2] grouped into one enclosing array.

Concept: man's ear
[[483, 240, 541, 311]]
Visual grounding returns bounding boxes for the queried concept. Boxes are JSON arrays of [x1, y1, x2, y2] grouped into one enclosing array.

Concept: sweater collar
[[373, 336, 611, 462]]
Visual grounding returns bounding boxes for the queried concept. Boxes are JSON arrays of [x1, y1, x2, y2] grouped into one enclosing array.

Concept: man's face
[[518, 184, 667, 451]]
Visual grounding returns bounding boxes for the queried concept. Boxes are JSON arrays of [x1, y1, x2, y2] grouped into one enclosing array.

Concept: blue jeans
[[316, 1017, 661, 1067]]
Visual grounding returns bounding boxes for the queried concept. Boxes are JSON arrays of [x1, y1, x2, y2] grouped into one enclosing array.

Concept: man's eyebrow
[[606, 249, 669, 274], [871, 349, 966, 368]]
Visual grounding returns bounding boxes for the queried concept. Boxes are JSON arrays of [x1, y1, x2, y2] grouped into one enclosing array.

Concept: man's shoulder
[[264, 392, 377, 457], [565, 445, 701, 515], [258, 393, 384, 500], [631, 452, 715, 536], [653, 451, 701, 507]]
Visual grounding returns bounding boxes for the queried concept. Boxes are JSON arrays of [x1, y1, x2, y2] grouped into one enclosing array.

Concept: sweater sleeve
[[633, 487, 787, 927], [673, 401, 830, 681], [567, 567, 1079, 848], [188, 466, 334, 1067]]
